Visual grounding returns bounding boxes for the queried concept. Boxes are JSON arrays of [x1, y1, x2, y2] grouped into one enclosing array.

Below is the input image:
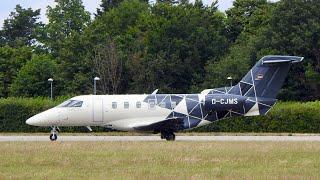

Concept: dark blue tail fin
[[203, 55, 303, 116], [233, 55, 304, 99]]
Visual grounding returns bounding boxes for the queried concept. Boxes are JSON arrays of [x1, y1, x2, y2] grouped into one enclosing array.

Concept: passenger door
[[93, 98, 103, 122]]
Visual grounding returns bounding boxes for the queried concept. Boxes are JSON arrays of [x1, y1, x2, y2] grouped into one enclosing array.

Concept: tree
[[92, 38, 122, 94], [0, 46, 32, 97], [85, 0, 150, 94], [96, 0, 124, 16], [203, 44, 252, 89], [132, 2, 228, 93], [88, 0, 229, 93], [96, 0, 149, 16], [55, 32, 92, 95], [225, 0, 268, 42], [157, 0, 179, 4], [203, 0, 274, 90], [10, 55, 58, 97], [0, 5, 42, 47], [258, 0, 320, 100], [44, 0, 90, 54], [43, 0, 91, 95]]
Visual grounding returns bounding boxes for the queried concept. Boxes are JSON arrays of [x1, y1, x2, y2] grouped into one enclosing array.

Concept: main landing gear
[[49, 126, 59, 141], [161, 131, 176, 141]]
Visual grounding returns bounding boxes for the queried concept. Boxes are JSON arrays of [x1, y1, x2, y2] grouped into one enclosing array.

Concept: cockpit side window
[[58, 100, 83, 107], [70, 101, 83, 107]]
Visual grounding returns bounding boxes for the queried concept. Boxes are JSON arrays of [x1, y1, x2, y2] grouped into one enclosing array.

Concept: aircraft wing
[[133, 117, 185, 133]]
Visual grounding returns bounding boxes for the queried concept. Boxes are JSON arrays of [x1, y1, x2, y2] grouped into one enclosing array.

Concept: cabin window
[[58, 100, 83, 107], [171, 102, 176, 109], [148, 100, 156, 109], [124, 102, 129, 109], [112, 102, 117, 109], [159, 102, 166, 108], [136, 101, 141, 108]]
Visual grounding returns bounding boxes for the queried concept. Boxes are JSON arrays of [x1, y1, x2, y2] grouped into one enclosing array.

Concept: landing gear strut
[[161, 131, 176, 141], [49, 126, 58, 141]]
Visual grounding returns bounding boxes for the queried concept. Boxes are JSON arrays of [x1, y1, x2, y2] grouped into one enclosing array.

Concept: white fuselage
[[26, 95, 197, 131], [26, 91, 267, 133]]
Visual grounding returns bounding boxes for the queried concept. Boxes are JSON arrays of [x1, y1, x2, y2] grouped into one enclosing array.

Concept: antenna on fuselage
[[151, 89, 159, 95]]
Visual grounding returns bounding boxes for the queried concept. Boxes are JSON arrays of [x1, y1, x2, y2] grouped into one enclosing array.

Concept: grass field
[[0, 142, 319, 179]]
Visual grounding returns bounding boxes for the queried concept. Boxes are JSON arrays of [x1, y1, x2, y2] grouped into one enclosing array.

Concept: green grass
[[0, 142, 319, 179]]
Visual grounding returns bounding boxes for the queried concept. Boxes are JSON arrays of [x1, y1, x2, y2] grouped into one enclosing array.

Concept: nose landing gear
[[49, 126, 59, 141]]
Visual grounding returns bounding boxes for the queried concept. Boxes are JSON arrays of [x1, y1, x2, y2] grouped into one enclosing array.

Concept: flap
[[133, 117, 184, 132]]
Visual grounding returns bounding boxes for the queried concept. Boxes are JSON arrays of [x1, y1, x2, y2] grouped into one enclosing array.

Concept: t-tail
[[204, 55, 304, 117], [230, 55, 303, 115]]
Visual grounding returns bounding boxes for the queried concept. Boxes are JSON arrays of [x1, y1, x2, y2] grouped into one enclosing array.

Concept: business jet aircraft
[[26, 55, 303, 141]]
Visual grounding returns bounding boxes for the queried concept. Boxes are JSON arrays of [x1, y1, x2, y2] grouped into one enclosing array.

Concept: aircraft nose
[[26, 109, 62, 126], [26, 116, 41, 126]]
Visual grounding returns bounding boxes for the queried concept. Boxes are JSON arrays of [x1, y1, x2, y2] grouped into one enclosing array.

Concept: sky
[[0, 0, 234, 28]]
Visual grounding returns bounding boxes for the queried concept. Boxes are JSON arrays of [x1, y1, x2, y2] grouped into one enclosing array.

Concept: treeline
[[0, 97, 319, 132], [0, 0, 319, 101]]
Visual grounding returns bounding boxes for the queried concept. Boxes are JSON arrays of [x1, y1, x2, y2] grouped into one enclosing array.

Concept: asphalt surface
[[0, 136, 320, 142]]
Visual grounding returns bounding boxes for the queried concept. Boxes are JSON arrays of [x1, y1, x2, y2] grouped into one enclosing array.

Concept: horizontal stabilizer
[[262, 56, 304, 64]]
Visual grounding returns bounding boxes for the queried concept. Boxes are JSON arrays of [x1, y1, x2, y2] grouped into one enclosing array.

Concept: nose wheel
[[50, 133, 57, 141], [49, 126, 59, 141]]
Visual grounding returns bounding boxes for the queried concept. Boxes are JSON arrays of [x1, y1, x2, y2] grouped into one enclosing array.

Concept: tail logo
[[255, 73, 264, 80]]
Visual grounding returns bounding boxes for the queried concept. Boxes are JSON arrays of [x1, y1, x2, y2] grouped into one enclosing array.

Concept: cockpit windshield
[[57, 100, 83, 107]]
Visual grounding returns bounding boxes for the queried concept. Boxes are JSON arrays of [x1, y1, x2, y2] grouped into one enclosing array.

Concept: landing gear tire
[[49, 133, 58, 141], [166, 133, 175, 141], [49, 126, 58, 141], [161, 131, 176, 141]]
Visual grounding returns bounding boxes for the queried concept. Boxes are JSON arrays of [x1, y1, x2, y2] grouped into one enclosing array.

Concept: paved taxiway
[[0, 136, 320, 142]]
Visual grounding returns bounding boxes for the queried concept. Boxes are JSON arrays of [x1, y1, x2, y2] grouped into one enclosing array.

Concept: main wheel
[[49, 134, 58, 141], [165, 133, 175, 141]]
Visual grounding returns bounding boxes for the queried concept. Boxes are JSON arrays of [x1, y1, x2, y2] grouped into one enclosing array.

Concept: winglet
[[151, 89, 159, 95]]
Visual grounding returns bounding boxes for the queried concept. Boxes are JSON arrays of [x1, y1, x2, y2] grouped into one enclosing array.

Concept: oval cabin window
[[112, 102, 117, 109], [124, 102, 129, 109], [136, 101, 141, 108]]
